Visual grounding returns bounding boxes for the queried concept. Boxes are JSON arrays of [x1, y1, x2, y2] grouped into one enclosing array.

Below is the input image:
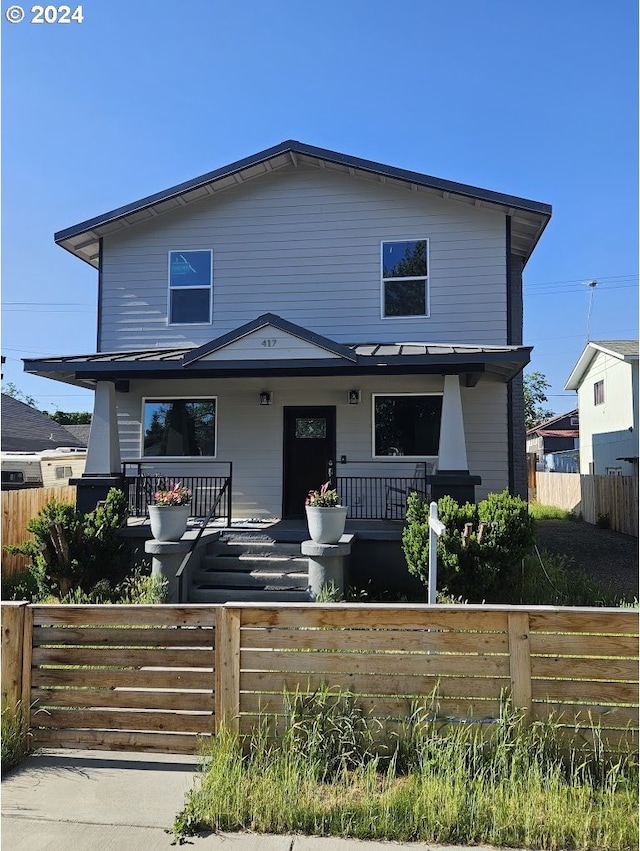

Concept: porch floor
[[125, 516, 403, 542]]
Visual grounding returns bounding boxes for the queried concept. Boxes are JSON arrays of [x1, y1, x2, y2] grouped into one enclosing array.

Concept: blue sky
[[2, 0, 637, 414]]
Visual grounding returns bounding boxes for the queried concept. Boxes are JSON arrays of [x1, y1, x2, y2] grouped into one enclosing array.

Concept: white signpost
[[428, 501, 445, 604]]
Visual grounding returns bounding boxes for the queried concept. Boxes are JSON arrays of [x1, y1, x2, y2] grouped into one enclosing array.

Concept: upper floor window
[[381, 239, 429, 318], [168, 250, 212, 324], [593, 380, 604, 406], [143, 398, 217, 457]]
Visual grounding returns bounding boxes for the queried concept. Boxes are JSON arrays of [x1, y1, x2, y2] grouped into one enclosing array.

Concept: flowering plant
[[305, 481, 340, 507], [152, 482, 192, 506]]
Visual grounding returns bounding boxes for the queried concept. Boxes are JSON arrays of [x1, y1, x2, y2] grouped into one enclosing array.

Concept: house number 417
[[261, 339, 277, 347]]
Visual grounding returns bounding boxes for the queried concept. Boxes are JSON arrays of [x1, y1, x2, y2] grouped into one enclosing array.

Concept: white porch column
[[85, 381, 121, 475], [437, 374, 469, 471]]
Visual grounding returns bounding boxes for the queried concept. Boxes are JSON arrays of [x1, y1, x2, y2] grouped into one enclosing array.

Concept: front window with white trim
[[381, 239, 429, 317], [168, 250, 212, 324], [373, 393, 442, 457], [142, 399, 217, 457]]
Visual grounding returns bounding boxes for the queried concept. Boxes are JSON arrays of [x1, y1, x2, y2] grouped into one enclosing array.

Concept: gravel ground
[[535, 518, 638, 600]]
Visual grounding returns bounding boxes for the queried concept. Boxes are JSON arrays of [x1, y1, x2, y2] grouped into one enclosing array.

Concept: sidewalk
[[2, 749, 524, 851]]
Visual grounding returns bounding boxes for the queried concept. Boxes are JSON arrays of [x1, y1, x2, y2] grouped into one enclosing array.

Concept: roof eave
[[55, 140, 552, 267]]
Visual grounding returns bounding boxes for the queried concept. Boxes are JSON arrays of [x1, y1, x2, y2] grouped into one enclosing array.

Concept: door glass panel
[[295, 418, 327, 439]]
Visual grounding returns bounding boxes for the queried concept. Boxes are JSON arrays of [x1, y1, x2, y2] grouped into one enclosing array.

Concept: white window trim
[[371, 392, 442, 460], [380, 238, 430, 320], [140, 395, 218, 459], [167, 249, 213, 326], [593, 379, 605, 406]]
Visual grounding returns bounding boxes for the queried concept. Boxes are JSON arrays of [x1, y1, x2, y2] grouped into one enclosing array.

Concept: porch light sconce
[[348, 390, 361, 405], [259, 391, 273, 406]]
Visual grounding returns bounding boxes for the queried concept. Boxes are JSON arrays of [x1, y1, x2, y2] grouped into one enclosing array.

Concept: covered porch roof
[[24, 313, 532, 390]]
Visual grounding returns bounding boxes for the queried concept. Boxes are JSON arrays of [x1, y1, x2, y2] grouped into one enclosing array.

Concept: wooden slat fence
[[536, 473, 638, 536], [2, 486, 77, 577], [2, 602, 638, 755], [3, 604, 216, 754]]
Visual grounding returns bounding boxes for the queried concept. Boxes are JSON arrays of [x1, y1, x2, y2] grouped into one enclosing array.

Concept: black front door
[[283, 406, 336, 518]]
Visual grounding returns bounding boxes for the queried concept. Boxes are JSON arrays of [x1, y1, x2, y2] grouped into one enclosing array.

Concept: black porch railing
[[337, 461, 432, 520], [122, 459, 233, 528]]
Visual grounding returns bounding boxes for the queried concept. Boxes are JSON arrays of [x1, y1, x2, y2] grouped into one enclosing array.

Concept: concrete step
[[189, 587, 311, 603], [210, 541, 302, 557], [192, 569, 308, 589], [200, 554, 307, 572]]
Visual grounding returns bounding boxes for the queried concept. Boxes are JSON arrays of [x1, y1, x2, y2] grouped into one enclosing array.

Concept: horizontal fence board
[[531, 657, 638, 682], [32, 647, 214, 669], [32, 728, 209, 755], [531, 704, 638, 730], [32, 626, 215, 648], [529, 632, 638, 658], [241, 627, 510, 654], [240, 649, 509, 677], [532, 679, 639, 705], [30, 687, 215, 712], [31, 708, 214, 735], [32, 605, 217, 628], [32, 667, 214, 691], [240, 671, 509, 699], [240, 692, 502, 721], [528, 610, 639, 635], [240, 606, 509, 631], [555, 726, 638, 752]]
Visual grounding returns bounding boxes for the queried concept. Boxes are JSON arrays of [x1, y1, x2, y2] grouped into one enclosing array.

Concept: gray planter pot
[[148, 504, 190, 542], [305, 505, 348, 544]]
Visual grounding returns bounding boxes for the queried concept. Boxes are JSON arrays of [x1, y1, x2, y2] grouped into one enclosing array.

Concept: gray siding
[[100, 167, 507, 352], [116, 373, 508, 518]]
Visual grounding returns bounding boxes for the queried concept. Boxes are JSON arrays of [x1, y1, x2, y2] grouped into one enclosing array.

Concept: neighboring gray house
[[1, 394, 85, 452], [565, 340, 639, 476], [24, 140, 551, 520]]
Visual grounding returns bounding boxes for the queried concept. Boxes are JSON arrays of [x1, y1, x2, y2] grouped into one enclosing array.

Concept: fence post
[[508, 611, 532, 722], [214, 606, 240, 734], [1, 602, 27, 709]]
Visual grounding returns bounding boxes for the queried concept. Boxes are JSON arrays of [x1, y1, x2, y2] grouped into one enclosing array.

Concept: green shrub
[[402, 490, 536, 601], [3, 488, 129, 600]]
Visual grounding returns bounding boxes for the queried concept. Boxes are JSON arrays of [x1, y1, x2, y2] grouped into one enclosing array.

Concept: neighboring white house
[[565, 340, 639, 476], [24, 140, 552, 520]]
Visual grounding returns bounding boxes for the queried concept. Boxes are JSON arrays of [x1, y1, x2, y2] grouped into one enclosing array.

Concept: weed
[[1, 702, 30, 775], [174, 690, 639, 849]]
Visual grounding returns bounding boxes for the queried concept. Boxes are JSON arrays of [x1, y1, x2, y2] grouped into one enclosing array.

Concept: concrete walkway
[[2, 749, 524, 851]]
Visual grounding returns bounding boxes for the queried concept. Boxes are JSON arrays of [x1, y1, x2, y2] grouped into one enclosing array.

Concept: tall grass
[[1, 702, 30, 775], [174, 689, 639, 849]]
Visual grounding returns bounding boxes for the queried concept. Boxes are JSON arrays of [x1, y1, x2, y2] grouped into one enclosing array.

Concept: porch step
[[188, 533, 309, 604], [199, 554, 307, 572], [192, 568, 308, 589]]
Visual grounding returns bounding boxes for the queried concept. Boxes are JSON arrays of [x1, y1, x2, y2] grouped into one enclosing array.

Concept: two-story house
[[565, 340, 639, 476], [24, 140, 551, 523]]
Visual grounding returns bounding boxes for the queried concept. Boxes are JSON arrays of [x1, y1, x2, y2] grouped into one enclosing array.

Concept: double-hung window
[[381, 239, 429, 318], [168, 250, 212, 324]]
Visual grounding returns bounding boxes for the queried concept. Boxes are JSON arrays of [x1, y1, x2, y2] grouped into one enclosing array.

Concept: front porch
[[121, 457, 434, 527]]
